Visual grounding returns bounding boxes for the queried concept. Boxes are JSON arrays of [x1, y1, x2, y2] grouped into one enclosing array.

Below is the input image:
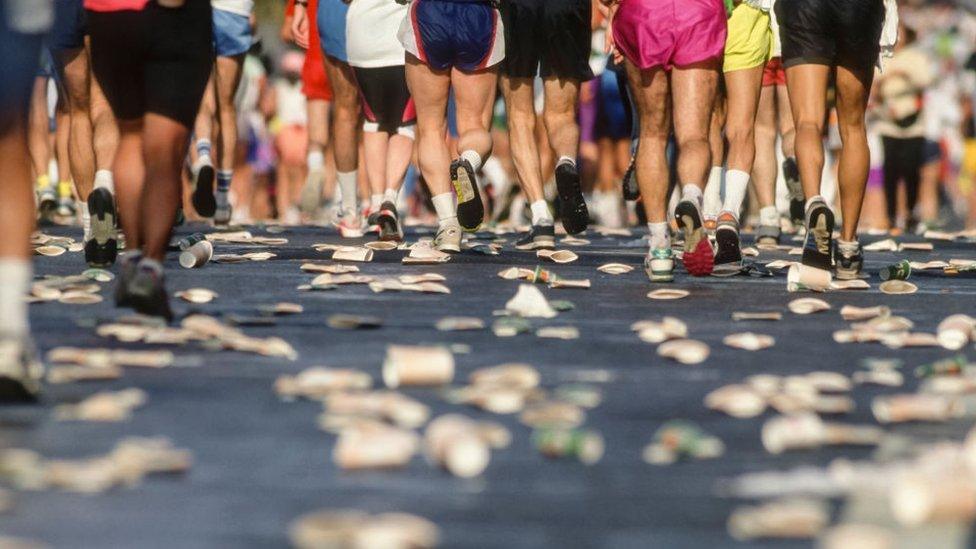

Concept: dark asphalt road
[[1, 223, 975, 548]]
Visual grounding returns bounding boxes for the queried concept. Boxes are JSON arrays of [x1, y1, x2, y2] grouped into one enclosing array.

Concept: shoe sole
[[299, 170, 324, 215], [214, 207, 232, 227], [712, 225, 743, 277], [0, 375, 39, 401], [515, 235, 556, 250], [802, 205, 834, 272], [675, 201, 714, 276], [556, 167, 589, 235], [645, 263, 674, 283], [377, 210, 403, 242], [87, 189, 118, 268], [452, 161, 484, 232], [834, 268, 860, 281], [192, 165, 217, 217], [436, 242, 461, 253]]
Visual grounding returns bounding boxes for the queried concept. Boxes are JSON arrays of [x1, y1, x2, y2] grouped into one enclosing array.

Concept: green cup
[[880, 260, 911, 281]]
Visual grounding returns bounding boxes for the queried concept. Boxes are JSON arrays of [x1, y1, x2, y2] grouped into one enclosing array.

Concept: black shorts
[[87, 1, 212, 129], [353, 65, 415, 135], [49, 0, 86, 52], [775, 0, 884, 72], [501, 0, 593, 81]]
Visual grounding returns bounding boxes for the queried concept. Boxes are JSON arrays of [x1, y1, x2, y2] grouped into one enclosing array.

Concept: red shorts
[[762, 57, 786, 87], [301, 49, 332, 101]]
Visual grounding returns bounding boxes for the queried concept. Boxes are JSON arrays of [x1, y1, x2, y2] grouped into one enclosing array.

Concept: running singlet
[[84, 0, 149, 11], [346, 0, 408, 68]]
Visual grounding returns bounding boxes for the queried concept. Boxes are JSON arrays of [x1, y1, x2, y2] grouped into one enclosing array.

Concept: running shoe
[[85, 187, 118, 268], [555, 161, 589, 235], [299, 167, 325, 216], [622, 156, 639, 201], [36, 186, 57, 222], [336, 208, 364, 238], [835, 241, 864, 281], [675, 199, 714, 276], [434, 223, 462, 253], [451, 158, 484, 232], [0, 336, 42, 401], [783, 157, 804, 226], [703, 216, 718, 233], [56, 196, 75, 218], [713, 211, 743, 276], [214, 191, 232, 226], [191, 159, 216, 217], [515, 224, 556, 250], [114, 252, 141, 309], [802, 199, 834, 272], [126, 262, 173, 321], [371, 201, 403, 242], [644, 247, 675, 283], [755, 223, 781, 247]]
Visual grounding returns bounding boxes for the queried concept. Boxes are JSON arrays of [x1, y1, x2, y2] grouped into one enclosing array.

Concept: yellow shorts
[[723, 4, 772, 73]]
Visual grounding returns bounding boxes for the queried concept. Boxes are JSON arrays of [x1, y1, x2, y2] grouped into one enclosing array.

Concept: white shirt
[[275, 79, 307, 127], [346, 0, 409, 68], [212, 0, 253, 17]]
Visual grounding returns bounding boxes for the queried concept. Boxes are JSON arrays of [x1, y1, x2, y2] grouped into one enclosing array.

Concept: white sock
[[0, 259, 31, 337], [530, 199, 553, 226], [139, 257, 163, 275], [80, 203, 91, 241], [722, 169, 750, 216], [460, 150, 483, 172], [338, 171, 358, 211], [432, 192, 457, 222], [94, 170, 115, 194], [383, 188, 398, 205], [837, 238, 859, 254], [647, 222, 670, 250], [307, 149, 325, 172], [805, 195, 825, 212], [370, 194, 382, 210], [703, 166, 723, 217], [759, 206, 778, 227], [681, 184, 704, 208], [557, 156, 576, 168]]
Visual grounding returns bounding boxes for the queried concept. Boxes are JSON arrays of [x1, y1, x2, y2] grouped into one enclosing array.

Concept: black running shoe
[[114, 252, 141, 309], [783, 157, 804, 226], [622, 156, 640, 201], [712, 211, 743, 276], [37, 187, 57, 224], [515, 224, 556, 250], [802, 200, 834, 272], [0, 336, 42, 402], [555, 161, 589, 235], [451, 158, 484, 232], [127, 262, 173, 321], [192, 163, 216, 217], [85, 187, 118, 268], [835, 241, 864, 281], [374, 201, 403, 242]]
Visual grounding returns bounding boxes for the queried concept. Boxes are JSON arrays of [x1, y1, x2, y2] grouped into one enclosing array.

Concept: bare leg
[[752, 84, 778, 209], [722, 65, 764, 215], [833, 64, 874, 240], [775, 83, 795, 158], [500, 75, 545, 203], [624, 61, 671, 223], [385, 133, 413, 193], [404, 55, 452, 196], [0, 116, 35, 259], [452, 67, 496, 161], [543, 77, 581, 161], [671, 62, 720, 190], [56, 47, 96, 200], [784, 64, 830, 201], [27, 77, 50, 183], [214, 55, 244, 174], [89, 43, 119, 172], [139, 113, 191, 260], [363, 131, 389, 198], [114, 119, 145, 251]]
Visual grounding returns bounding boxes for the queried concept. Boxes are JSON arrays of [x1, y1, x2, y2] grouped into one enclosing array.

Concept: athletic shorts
[[612, 0, 726, 71], [0, 3, 47, 129], [317, 0, 348, 62], [501, 0, 592, 81], [762, 57, 785, 87], [49, 0, 86, 52], [775, 0, 884, 72], [87, 1, 212, 129], [213, 8, 251, 58], [399, 0, 505, 72], [723, 3, 771, 73], [302, 48, 332, 101], [353, 65, 416, 136]]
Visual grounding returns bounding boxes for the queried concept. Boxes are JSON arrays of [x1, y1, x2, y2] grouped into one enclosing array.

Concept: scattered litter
[[879, 259, 911, 281], [54, 389, 147, 422], [34, 246, 66, 257], [327, 314, 383, 330], [536, 326, 580, 340], [597, 263, 633, 275], [537, 249, 578, 264], [383, 345, 454, 388], [175, 288, 217, 304], [435, 317, 484, 331], [732, 311, 782, 321], [787, 264, 830, 292], [788, 297, 830, 315], [632, 317, 687, 343], [275, 368, 372, 400], [879, 279, 918, 295], [646, 289, 689, 300], [723, 332, 775, 351], [332, 247, 373, 262], [533, 428, 604, 465], [179, 240, 213, 268], [424, 414, 491, 477], [727, 498, 828, 540], [288, 510, 438, 549], [761, 413, 882, 454], [365, 241, 398, 251], [300, 263, 359, 274], [505, 284, 557, 318], [657, 339, 710, 364], [642, 420, 724, 464]]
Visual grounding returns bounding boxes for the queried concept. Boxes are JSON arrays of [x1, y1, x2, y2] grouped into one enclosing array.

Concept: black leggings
[[881, 136, 924, 226]]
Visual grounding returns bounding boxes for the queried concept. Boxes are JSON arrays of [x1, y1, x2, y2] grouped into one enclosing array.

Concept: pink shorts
[[613, 0, 727, 71]]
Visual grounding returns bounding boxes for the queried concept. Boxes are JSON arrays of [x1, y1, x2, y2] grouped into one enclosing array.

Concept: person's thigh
[[784, 64, 829, 131], [833, 63, 872, 138], [452, 68, 497, 134], [215, 55, 244, 106], [405, 56, 451, 131]]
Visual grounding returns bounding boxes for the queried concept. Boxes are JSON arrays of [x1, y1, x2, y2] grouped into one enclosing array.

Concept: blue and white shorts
[[213, 8, 251, 58]]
